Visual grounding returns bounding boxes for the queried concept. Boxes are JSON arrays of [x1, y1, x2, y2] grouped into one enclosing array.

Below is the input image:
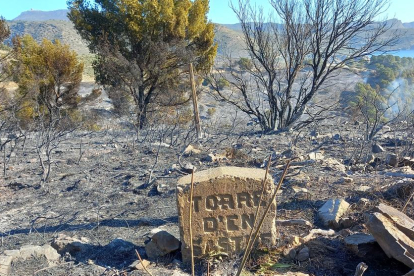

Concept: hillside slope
[[7, 20, 90, 55]]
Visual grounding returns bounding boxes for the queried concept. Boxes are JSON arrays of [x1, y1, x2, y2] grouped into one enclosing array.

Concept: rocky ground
[[1, 75, 414, 276]]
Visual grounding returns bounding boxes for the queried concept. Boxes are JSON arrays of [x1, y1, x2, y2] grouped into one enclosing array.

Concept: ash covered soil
[[1, 73, 414, 276]]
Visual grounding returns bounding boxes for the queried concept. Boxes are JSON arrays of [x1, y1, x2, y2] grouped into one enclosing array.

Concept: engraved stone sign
[[176, 167, 276, 263]]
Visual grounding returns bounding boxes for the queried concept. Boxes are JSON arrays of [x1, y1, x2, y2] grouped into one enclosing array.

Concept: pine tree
[[68, 0, 217, 128]]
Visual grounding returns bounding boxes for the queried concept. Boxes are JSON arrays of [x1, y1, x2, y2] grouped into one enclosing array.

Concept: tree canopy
[[12, 35, 84, 126], [68, 0, 217, 128], [210, 0, 399, 132]]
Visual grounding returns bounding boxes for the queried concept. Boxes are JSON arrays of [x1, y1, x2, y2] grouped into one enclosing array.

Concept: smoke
[[385, 78, 414, 117]]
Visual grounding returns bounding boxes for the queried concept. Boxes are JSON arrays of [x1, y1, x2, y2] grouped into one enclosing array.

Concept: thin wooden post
[[189, 63, 202, 139]]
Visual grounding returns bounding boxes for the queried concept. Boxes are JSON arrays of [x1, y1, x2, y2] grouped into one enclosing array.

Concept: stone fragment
[[323, 158, 346, 172], [344, 233, 376, 257], [182, 163, 196, 173], [339, 217, 357, 229], [386, 153, 398, 167], [361, 154, 375, 164], [307, 151, 324, 160], [291, 186, 310, 199], [318, 199, 350, 229], [51, 234, 89, 255], [129, 259, 151, 270], [386, 179, 414, 199], [183, 145, 201, 156], [202, 153, 216, 162], [296, 246, 310, 262], [355, 185, 371, 192], [19, 245, 43, 259], [42, 245, 60, 262], [333, 134, 341, 140], [405, 269, 414, 276], [3, 250, 19, 258], [403, 157, 414, 167], [0, 255, 13, 276], [177, 167, 276, 264], [145, 231, 180, 259], [339, 177, 353, 184], [372, 144, 385, 153], [286, 248, 297, 259], [366, 203, 414, 268]]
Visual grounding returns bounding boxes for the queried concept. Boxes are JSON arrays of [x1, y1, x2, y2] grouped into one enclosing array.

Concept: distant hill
[[4, 9, 414, 57], [13, 9, 69, 21], [403, 22, 414, 29]]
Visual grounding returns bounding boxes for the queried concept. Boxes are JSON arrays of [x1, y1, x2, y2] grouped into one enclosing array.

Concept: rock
[[385, 179, 414, 199], [384, 167, 414, 178], [51, 234, 89, 255], [182, 163, 196, 173], [176, 167, 277, 264], [291, 186, 310, 199], [3, 250, 19, 258], [145, 231, 180, 259], [361, 154, 375, 164], [156, 183, 171, 195], [355, 185, 371, 192], [296, 246, 310, 262], [318, 199, 350, 229], [344, 233, 377, 257], [339, 217, 357, 229], [129, 259, 151, 270], [339, 177, 353, 184], [366, 203, 414, 268], [286, 248, 297, 259], [358, 198, 370, 206], [307, 151, 324, 160], [106, 238, 135, 256], [386, 153, 398, 167], [183, 145, 201, 156], [333, 134, 341, 140], [372, 144, 385, 153], [405, 269, 414, 276], [338, 229, 353, 237], [42, 244, 60, 262], [323, 158, 346, 172], [383, 125, 391, 132], [310, 130, 319, 138], [19, 245, 44, 259], [403, 157, 414, 168], [0, 244, 60, 276], [202, 153, 216, 162], [0, 255, 13, 276]]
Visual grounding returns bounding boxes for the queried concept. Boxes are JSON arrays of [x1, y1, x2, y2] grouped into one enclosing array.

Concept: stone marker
[[176, 167, 276, 264]]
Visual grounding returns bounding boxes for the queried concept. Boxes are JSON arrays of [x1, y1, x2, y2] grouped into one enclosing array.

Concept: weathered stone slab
[[366, 203, 414, 268], [344, 233, 376, 257], [177, 167, 276, 264]]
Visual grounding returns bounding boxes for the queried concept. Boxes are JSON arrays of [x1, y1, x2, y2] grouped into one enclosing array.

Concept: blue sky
[[0, 0, 413, 23]]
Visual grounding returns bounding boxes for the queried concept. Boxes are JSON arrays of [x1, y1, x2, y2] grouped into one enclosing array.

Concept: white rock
[[318, 199, 350, 229]]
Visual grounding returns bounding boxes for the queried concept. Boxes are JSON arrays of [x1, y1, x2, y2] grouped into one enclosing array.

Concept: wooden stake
[[189, 63, 202, 139], [189, 170, 196, 276]]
